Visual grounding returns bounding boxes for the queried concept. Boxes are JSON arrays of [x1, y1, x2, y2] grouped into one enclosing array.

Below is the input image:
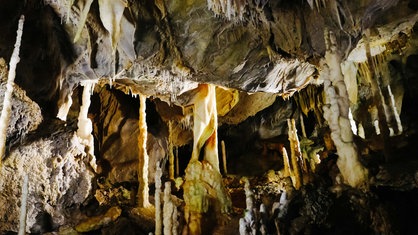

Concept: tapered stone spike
[[73, 0, 93, 43], [282, 147, 291, 178], [155, 162, 162, 235], [18, 174, 28, 235], [221, 140, 228, 175], [0, 15, 24, 165], [137, 94, 150, 208], [168, 121, 175, 179], [287, 119, 303, 189]]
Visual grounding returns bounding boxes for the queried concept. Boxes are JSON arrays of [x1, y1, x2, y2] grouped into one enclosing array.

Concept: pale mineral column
[[287, 119, 303, 189], [155, 162, 162, 235], [77, 80, 97, 172], [221, 140, 227, 175], [137, 94, 150, 207], [322, 30, 368, 188], [168, 121, 175, 179], [0, 15, 24, 164], [191, 84, 219, 171], [18, 175, 28, 235]]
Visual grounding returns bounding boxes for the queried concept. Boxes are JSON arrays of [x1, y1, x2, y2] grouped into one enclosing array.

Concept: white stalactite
[[137, 94, 150, 208], [77, 81, 97, 172], [322, 30, 368, 188], [0, 15, 24, 164], [57, 90, 73, 121]]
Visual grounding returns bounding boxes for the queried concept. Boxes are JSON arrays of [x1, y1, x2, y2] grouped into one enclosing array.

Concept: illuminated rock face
[[1, 0, 418, 234]]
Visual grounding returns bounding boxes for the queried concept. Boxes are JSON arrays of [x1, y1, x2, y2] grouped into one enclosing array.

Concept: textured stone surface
[[0, 131, 94, 233], [0, 59, 42, 143]]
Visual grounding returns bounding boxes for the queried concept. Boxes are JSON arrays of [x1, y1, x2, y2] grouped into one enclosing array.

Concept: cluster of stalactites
[[356, 52, 403, 137], [306, 0, 327, 11], [294, 85, 325, 125], [207, 0, 247, 21]]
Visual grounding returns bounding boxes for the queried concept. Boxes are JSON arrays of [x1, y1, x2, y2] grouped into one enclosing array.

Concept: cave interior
[[1, 0, 418, 234]]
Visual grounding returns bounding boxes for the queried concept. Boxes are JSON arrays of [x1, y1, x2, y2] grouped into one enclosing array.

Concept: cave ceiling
[[0, 0, 417, 117]]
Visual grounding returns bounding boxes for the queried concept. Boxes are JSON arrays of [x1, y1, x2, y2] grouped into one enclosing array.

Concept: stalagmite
[[239, 177, 257, 235], [163, 182, 178, 235], [18, 175, 28, 235], [77, 81, 97, 172], [168, 121, 175, 179], [137, 94, 150, 208], [358, 123, 366, 139], [221, 140, 228, 175], [287, 119, 303, 189], [387, 85, 403, 135], [322, 30, 368, 188], [282, 147, 292, 178], [0, 15, 24, 164], [155, 162, 162, 235]]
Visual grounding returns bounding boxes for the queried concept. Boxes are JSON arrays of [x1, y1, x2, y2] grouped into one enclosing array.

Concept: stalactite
[[207, 0, 247, 21], [0, 15, 24, 164], [155, 162, 162, 235], [387, 85, 403, 134], [191, 84, 219, 171], [57, 90, 73, 121], [18, 174, 28, 235], [67, 0, 75, 22], [137, 94, 150, 208], [287, 119, 303, 189], [364, 29, 392, 161], [73, 0, 93, 43], [77, 81, 97, 172], [322, 30, 368, 188], [98, 0, 127, 54]]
